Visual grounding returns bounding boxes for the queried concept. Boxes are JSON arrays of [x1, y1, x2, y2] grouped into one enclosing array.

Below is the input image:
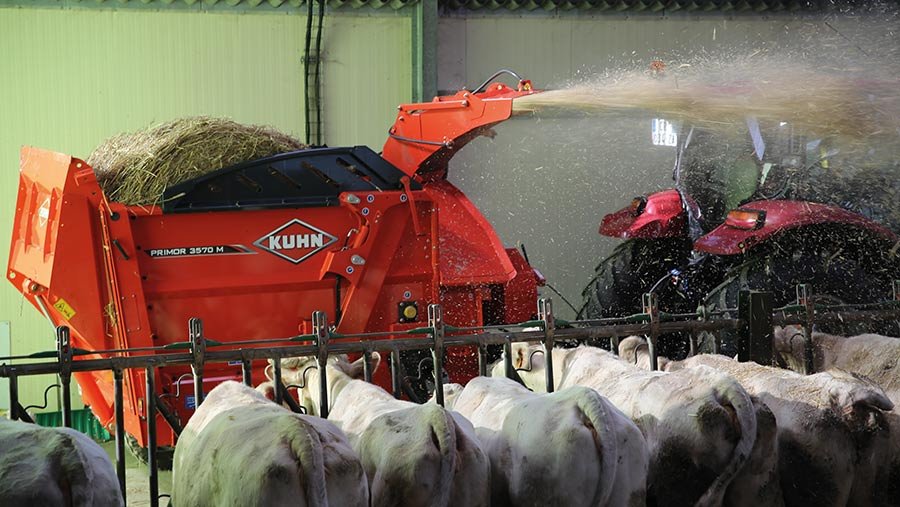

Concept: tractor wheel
[[578, 238, 694, 319], [700, 228, 900, 357], [578, 238, 693, 354], [126, 433, 175, 471]]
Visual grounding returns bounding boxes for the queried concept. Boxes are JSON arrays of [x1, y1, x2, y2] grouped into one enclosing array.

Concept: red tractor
[[580, 118, 900, 357]]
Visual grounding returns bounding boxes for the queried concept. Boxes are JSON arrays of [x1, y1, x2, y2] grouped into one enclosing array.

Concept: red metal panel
[[439, 287, 484, 386], [427, 180, 516, 286], [8, 147, 113, 422], [131, 206, 357, 343], [694, 200, 899, 255], [599, 189, 687, 239], [503, 248, 540, 325]]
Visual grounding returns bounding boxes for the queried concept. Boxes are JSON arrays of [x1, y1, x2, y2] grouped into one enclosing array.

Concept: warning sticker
[[38, 198, 51, 227], [53, 298, 77, 320]]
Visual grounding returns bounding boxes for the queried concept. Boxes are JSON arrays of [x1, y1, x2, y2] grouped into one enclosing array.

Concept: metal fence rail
[[1, 282, 897, 506]]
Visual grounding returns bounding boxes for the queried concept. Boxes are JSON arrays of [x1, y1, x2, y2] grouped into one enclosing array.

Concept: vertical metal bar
[[643, 293, 660, 371], [477, 343, 488, 377], [610, 335, 620, 355], [56, 326, 73, 428], [113, 367, 127, 504], [60, 381, 72, 428], [503, 339, 515, 380], [272, 359, 284, 406], [241, 356, 253, 387], [429, 304, 445, 407], [362, 349, 373, 383], [390, 348, 402, 399], [798, 284, 815, 374], [412, 0, 438, 102], [152, 396, 182, 437], [697, 305, 717, 354], [737, 290, 752, 362], [746, 291, 774, 365], [8, 369, 19, 421], [313, 311, 330, 418], [538, 298, 555, 393], [145, 367, 159, 507], [334, 275, 343, 326], [189, 318, 206, 407], [688, 332, 698, 357]]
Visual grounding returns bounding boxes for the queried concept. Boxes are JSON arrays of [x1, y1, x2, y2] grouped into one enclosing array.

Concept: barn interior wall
[[440, 12, 891, 320], [0, 6, 411, 412], [0, 4, 890, 415]]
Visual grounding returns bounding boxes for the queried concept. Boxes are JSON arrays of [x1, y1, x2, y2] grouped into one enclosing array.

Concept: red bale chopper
[[7, 71, 544, 457]]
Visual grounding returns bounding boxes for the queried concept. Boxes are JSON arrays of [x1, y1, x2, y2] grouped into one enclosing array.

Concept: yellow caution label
[[53, 297, 77, 320]]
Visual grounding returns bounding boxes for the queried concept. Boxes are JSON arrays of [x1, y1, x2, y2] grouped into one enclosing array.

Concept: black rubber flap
[[162, 146, 417, 213]]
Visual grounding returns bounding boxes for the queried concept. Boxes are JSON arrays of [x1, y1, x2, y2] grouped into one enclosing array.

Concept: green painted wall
[[0, 7, 411, 411]]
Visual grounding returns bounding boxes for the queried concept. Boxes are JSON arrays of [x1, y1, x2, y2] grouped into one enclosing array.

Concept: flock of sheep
[[1, 324, 897, 507]]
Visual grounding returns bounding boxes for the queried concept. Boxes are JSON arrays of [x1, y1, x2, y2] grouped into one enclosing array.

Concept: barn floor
[[101, 441, 173, 506]]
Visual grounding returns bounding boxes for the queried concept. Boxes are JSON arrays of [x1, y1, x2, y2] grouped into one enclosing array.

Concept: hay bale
[[88, 117, 306, 206]]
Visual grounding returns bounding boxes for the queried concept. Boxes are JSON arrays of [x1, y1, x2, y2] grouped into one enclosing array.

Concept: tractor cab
[[673, 118, 899, 240], [674, 119, 833, 236]]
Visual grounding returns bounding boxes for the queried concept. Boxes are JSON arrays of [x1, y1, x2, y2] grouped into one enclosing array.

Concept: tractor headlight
[[631, 196, 647, 217], [725, 209, 766, 230]]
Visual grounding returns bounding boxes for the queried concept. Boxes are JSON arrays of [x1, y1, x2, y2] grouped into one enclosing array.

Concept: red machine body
[[7, 81, 541, 447]]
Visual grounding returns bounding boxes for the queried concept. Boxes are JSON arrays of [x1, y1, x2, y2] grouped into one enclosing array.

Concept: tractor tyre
[[700, 228, 900, 357], [578, 238, 694, 355], [578, 238, 694, 319], [126, 433, 175, 471]]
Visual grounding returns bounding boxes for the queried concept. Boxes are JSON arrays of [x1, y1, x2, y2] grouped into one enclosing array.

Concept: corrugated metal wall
[[438, 14, 834, 90], [0, 7, 411, 410]]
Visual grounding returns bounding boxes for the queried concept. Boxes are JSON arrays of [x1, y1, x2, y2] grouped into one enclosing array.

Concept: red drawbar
[[695, 200, 898, 255], [600, 189, 688, 239]]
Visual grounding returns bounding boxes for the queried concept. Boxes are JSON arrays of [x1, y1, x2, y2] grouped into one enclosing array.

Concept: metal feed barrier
[[1, 284, 898, 507]]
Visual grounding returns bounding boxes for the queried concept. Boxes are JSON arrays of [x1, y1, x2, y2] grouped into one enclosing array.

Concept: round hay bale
[[88, 117, 306, 206]]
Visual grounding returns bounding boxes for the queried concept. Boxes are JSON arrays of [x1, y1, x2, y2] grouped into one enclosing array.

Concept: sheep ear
[[256, 382, 276, 401], [515, 347, 525, 369], [348, 353, 381, 380]]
